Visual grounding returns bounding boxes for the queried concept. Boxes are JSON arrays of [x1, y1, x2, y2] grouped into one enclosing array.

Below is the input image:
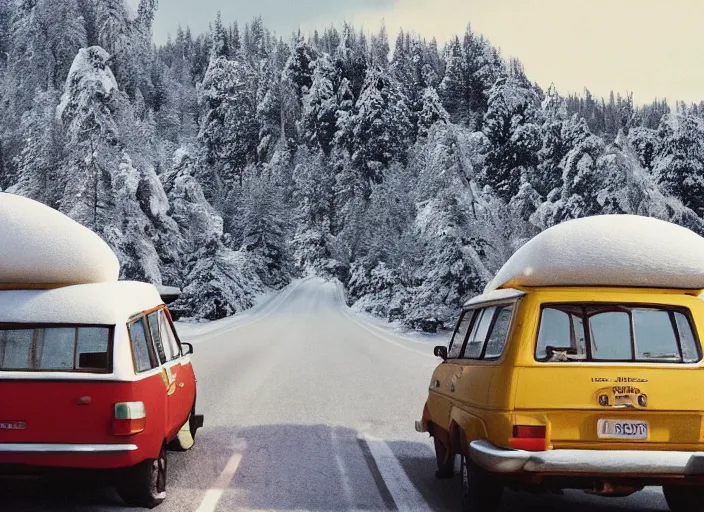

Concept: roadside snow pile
[[0, 193, 120, 285], [485, 215, 704, 292]]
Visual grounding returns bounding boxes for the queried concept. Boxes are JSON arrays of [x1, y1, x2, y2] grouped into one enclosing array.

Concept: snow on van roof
[[485, 215, 704, 293], [0, 281, 163, 325], [0, 193, 119, 285]]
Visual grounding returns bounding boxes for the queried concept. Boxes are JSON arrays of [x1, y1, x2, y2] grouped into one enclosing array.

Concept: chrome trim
[[0, 443, 138, 453], [470, 441, 530, 473], [415, 420, 425, 433], [470, 440, 704, 475]]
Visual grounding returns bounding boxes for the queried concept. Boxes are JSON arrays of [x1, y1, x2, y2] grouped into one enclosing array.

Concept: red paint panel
[[0, 375, 167, 469]]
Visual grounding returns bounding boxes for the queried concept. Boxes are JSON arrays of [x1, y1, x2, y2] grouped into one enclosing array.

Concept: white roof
[[464, 288, 526, 308], [485, 215, 704, 293], [0, 193, 119, 285], [0, 281, 164, 325]]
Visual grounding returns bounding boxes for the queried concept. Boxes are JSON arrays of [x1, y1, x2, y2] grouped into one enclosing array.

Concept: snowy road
[[2, 278, 669, 511]]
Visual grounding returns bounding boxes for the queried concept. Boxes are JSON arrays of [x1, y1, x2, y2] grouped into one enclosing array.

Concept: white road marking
[[330, 427, 361, 511], [362, 434, 433, 512], [195, 451, 243, 512]]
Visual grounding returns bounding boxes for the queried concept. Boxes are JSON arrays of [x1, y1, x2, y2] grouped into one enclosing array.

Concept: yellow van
[[416, 215, 704, 512]]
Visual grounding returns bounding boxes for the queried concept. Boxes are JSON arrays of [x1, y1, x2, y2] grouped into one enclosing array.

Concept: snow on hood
[[0, 193, 120, 285], [485, 214, 704, 292]]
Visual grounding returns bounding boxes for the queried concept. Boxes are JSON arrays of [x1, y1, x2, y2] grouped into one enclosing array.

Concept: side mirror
[[181, 342, 193, 356], [434, 345, 448, 360]]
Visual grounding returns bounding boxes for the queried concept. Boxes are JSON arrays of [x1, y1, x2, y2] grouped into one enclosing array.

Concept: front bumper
[[470, 440, 704, 476]]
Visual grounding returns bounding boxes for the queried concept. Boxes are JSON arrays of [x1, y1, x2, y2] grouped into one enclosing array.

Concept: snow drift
[[485, 215, 704, 292], [0, 193, 120, 285]]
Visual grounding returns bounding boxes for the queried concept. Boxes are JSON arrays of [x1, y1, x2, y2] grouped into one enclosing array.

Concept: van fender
[[450, 407, 489, 456]]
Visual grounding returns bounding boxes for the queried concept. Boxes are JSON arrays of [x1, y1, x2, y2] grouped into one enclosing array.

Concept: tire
[[663, 485, 704, 512], [460, 454, 503, 512], [434, 436, 455, 479], [117, 445, 167, 509]]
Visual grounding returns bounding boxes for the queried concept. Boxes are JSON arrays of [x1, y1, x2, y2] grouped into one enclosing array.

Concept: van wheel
[[663, 485, 704, 511], [460, 454, 502, 512], [117, 446, 167, 509], [434, 436, 455, 479]]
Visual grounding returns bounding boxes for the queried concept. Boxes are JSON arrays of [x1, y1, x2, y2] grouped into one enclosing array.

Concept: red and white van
[[0, 281, 203, 508]]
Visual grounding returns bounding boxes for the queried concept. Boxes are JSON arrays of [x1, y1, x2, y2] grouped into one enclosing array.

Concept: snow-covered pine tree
[[654, 112, 704, 216], [463, 27, 505, 129], [163, 148, 265, 320], [344, 68, 412, 187], [335, 23, 367, 99], [12, 89, 65, 206], [94, 0, 136, 94], [369, 24, 390, 70], [212, 11, 229, 59], [438, 37, 469, 126], [255, 49, 285, 162], [198, 55, 258, 196], [302, 53, 339, 155], [481, 71, 542, 202]]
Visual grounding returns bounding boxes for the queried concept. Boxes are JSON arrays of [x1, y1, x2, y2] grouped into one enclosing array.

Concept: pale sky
[[153, 0, 704, 104]]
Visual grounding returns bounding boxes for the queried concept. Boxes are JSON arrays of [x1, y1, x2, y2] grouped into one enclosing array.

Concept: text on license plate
[[597, 419, 648, 440]]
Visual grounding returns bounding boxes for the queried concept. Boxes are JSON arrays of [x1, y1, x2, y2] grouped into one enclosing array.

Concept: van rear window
[[0, 326, 111, 372], [536, 304, 700, 363]]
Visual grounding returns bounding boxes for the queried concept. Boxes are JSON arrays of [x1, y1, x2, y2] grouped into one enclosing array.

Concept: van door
[[428, 305, 516, 430], [158, 309, 195, 424], [514, 302, 704, 450], [145, 311, 181, 439]]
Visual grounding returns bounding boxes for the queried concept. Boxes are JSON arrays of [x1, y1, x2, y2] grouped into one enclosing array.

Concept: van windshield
[[0, 326, 112, 372], [536, 304, 700, 363]]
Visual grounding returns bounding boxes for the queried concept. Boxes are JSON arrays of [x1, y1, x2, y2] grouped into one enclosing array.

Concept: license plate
[[597, 419, 648, 440], [0, 421, 27, 430]]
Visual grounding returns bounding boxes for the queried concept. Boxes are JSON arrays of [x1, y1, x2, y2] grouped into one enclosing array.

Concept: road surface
[[1, 278, 669, 511]]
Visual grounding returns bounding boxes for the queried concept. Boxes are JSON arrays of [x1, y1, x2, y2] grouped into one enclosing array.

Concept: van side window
[[675, 312, 699, 363], [158, 310, 181, 360], [448, 310, 474, 359], [129, 318, 156, 373], [463, 307, 496, 359], [484, 306, 514, 359], [147, 311, 168, 364]]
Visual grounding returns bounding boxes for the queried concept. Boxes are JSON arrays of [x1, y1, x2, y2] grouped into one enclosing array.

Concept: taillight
[[113, 402, 146, 436], [509, 425, 546, 451]]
